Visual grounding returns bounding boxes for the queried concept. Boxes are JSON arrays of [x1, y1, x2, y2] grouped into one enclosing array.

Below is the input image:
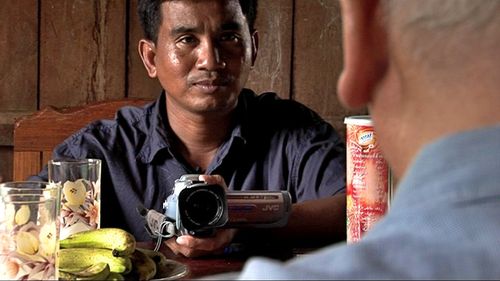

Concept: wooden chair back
[[13, 98, 151, 181]]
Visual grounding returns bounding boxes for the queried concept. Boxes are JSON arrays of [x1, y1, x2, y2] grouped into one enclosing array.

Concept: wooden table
[[160, 248, 246, 279], [138, 241, 308, 279]]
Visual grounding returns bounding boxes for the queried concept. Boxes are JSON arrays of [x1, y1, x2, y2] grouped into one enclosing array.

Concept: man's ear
[[138, 39, 158, 78], [337, 0, 388, 110], [250, 30, 259, 67]]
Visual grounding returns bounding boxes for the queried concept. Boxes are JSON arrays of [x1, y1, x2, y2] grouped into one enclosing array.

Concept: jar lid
[[344, 115, 372, 126]]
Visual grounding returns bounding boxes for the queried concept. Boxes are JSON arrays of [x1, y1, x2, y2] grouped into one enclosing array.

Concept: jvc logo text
[[262, 204, 279, 212]]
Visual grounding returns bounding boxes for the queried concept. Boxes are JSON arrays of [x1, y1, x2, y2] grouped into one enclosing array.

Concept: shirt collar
[[137, 89, 256, 164], [392, 124, 500, 212]]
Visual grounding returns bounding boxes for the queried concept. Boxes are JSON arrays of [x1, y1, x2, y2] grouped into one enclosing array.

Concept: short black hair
[[137, 0, 258, 43]]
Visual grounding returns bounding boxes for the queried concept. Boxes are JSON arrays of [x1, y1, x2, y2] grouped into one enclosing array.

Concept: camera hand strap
[[152, 220, 176, 251], [137, 205, 178, 251]]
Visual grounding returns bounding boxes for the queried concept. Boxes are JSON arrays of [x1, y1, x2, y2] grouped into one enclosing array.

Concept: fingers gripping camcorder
[[140, 174, 292, 241]]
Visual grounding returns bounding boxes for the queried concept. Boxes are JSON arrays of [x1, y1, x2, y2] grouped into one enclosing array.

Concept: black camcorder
[[140, 174, 292, 240]]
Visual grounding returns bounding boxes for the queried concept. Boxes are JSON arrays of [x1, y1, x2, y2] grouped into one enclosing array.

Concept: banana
[[106, 272, 125, 280], [126, 249, 157, 281], [59, 271, 80, 280], [59, 248, 132, 274], [59, 262, 111, 280], [136, 247, 178, 280], [60, 228, 136, 256], [136, 247, 168, 265]]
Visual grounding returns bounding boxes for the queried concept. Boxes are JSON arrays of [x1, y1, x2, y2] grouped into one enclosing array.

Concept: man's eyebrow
[[221, 21, 243, 31], [170, 25, 199, 36], [169, 22, 243, 36]]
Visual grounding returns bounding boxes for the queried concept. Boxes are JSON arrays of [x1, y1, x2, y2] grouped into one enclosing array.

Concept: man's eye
[[179, 36, 197, 44], [220, 33, 240, 43]]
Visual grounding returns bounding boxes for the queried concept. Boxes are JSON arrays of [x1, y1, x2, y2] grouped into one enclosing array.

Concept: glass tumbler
[[0, 181, 60, 280], [48, 159, 101, 240]]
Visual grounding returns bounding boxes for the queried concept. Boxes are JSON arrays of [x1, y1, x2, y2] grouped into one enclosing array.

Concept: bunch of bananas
[[58, 228, 160, 280]]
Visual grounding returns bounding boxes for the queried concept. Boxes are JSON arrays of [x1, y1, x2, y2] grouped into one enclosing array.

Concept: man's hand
[[164, 174, 237, 258], [198, 174, 226, 187], [164, 228, 237, 258]]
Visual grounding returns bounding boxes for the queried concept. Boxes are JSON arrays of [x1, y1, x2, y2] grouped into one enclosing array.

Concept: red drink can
[[344, 116, 389, 243]]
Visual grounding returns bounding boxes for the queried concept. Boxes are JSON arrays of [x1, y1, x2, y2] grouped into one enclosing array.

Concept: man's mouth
[[192, 78, 229, 93]]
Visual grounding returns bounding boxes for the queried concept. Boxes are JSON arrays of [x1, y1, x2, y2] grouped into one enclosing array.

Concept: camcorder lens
[[184, 188, 223, 226]]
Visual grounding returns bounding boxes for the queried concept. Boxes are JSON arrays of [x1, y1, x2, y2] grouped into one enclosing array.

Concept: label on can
[[345, 116, 389, 243]]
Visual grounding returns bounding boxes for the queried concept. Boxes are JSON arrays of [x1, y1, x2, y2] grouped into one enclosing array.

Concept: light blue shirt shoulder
[[233, 125, 500, 280]]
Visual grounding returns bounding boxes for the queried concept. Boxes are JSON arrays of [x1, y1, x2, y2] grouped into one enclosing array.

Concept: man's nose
[[196, 40, 226, 71]]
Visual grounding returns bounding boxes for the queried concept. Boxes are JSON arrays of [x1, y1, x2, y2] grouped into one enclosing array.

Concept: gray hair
[[382, 0, 500, 70], [388, 0, 499, 29]]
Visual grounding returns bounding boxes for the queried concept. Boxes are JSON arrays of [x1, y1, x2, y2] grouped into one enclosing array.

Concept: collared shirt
[[231, 125, 500, 279], [33, 89, 346, 241]]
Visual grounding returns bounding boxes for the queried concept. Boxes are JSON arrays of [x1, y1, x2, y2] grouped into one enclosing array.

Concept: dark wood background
[[0, 0, 364, 182]]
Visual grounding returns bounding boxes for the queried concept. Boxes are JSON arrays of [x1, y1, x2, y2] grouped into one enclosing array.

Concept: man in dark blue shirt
[[33, 0, 346, 257]]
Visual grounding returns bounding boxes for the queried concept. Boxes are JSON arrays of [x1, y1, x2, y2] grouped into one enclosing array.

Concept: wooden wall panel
[[293, 0, 365, 138], [127, 0, 163, 99], [0, 147, 13, 182], [0, 1, 38, 112], [1, 0, 352, 180], [39, 0, 127, 107], [0, 112, 32, 146], [245, 0, 293, 98], [0, 1, 37, 183]]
